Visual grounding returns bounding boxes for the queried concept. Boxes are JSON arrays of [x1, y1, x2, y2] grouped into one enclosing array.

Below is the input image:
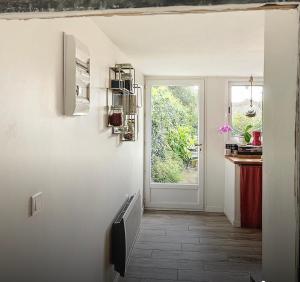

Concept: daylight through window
[[230, 83, 263, 139]]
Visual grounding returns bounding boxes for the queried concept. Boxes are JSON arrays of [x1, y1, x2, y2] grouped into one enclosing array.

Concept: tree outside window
[[151, 86, 199, 184]]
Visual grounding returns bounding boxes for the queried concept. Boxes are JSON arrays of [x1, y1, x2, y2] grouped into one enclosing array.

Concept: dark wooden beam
[[0, 0, 298, 14]]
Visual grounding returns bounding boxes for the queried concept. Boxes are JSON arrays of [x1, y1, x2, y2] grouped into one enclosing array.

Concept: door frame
[[144, 77, 205, 211]]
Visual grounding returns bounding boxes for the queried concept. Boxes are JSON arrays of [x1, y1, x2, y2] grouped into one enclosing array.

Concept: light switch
[[31, 192, 42, 216]]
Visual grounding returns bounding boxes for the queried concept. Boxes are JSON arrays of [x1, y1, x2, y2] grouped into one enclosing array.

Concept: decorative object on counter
[[225, 144, 238, 156], [245, 75, 257, 118], [218, 123, 233, 134], [252, 131, 262, 146], [107, 63, 140, 141], [63, 33, 90, 116], [225, 147, 231, 156], [238, 145, 262, 155], [242, 124, 253, 144]]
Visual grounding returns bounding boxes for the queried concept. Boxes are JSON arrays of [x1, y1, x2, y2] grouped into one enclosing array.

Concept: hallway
[[121, 211, 261, 282], [0, 3, 299, 282]]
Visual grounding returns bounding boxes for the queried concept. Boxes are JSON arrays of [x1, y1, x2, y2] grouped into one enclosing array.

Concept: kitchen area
[[223, 141, 263, 280], [223, 78, 263, 229]]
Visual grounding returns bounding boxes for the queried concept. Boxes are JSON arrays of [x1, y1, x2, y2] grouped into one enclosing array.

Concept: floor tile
[[127, 266, 177, 280], [122, 211, 261, 281]]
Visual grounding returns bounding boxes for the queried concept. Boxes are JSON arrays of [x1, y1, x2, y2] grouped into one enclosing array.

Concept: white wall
[[0, 18, 144, 282], [263, 9, 299, 282], [205, 77, 229, 212]]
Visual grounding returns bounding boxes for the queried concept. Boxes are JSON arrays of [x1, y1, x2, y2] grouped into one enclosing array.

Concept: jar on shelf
[[108, 106, 123, 127], [122, 73, 133, 92], [123, 120, 135, 141], [123, 131, 134, 141]]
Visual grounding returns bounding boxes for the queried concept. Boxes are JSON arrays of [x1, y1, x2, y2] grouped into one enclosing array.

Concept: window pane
[[151, 86, 199, 184], [231, 85, 263, 138]]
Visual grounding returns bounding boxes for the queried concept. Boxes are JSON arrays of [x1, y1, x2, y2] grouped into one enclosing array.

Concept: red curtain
[[240, 165, 262, 228]]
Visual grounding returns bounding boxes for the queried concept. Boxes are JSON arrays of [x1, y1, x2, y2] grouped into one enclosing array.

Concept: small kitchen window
[[228, 81, 264, 141]]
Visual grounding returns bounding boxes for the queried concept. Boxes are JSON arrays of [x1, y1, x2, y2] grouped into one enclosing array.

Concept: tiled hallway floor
[[120, 211, 261, 282]]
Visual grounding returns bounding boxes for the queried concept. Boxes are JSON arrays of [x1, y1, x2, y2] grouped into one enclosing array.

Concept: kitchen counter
[[225, 155, 262, 166]]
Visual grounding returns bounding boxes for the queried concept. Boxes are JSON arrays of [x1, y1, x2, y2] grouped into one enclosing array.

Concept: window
[[229, 82, 263, 139], [151, 85, 200, 184]]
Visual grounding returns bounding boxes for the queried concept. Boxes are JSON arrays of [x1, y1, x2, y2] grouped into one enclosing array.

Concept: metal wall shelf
[[107, 64, 139, 142]]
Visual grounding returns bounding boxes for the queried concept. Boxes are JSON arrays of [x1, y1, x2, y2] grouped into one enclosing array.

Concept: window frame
[[227, 79, 264, 142]]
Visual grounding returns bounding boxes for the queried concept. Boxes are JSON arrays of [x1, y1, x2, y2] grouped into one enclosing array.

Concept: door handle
[[195, 144, 203, 152]]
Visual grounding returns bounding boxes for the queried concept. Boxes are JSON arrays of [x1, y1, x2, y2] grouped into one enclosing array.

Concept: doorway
[[0, 4, 298, 282], [145, 78, 205, 210]]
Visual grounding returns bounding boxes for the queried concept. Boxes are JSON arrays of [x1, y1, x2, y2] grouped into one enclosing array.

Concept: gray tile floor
[[120, 211, 262, 282]]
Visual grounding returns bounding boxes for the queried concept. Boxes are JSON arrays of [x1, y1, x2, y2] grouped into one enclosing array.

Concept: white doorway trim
[[144, 77, 205, 211]]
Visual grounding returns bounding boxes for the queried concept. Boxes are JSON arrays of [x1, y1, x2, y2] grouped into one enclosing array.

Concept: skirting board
[[205, 206, 224, 213], [145, 207, 224, 213]]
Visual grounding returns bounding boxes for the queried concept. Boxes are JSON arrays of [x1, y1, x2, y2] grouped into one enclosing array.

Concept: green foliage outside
[[167, 126, 196, 168], [151, 86, 198, 183], [232, 112, 263, 138], [151, 154, 183, 183]]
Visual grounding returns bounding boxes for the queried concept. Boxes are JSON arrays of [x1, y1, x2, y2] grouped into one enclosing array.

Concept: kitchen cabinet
[[240, 165, 262, 228], [224, 159, 241, 227], [224, 156, 262, 228]]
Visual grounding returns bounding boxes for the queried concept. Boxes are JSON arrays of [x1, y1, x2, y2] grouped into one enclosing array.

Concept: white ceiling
[[93, 11, 264, 76]]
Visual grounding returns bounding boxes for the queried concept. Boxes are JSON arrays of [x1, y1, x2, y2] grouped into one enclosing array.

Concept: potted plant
[[241, 125, 253, 144], [218, 123, 233, 134]]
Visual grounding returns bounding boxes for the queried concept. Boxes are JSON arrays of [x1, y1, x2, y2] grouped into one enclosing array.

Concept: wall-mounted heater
[[111, 191, 142, 277]]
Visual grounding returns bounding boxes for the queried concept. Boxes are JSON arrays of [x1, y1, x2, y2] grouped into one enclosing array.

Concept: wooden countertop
[[225, 155, 263, 165]]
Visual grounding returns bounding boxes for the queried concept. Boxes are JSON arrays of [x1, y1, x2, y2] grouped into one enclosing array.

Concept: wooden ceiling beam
[[0, 1, 298, 19]]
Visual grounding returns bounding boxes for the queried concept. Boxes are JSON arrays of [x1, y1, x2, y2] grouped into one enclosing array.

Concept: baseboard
[[233, 219, 241, 227], [205, 206, 224, 213], [145, 208, 205, 213]]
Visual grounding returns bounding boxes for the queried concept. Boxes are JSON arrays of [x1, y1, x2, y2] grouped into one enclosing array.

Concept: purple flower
[[218, 123, 233, 134]]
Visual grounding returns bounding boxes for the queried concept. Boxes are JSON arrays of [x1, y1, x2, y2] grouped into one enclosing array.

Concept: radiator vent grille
[[111, 191, 142, 277]]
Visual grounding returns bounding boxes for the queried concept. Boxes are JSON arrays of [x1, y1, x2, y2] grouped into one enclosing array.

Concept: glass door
[[145, 79, 204, 210]]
